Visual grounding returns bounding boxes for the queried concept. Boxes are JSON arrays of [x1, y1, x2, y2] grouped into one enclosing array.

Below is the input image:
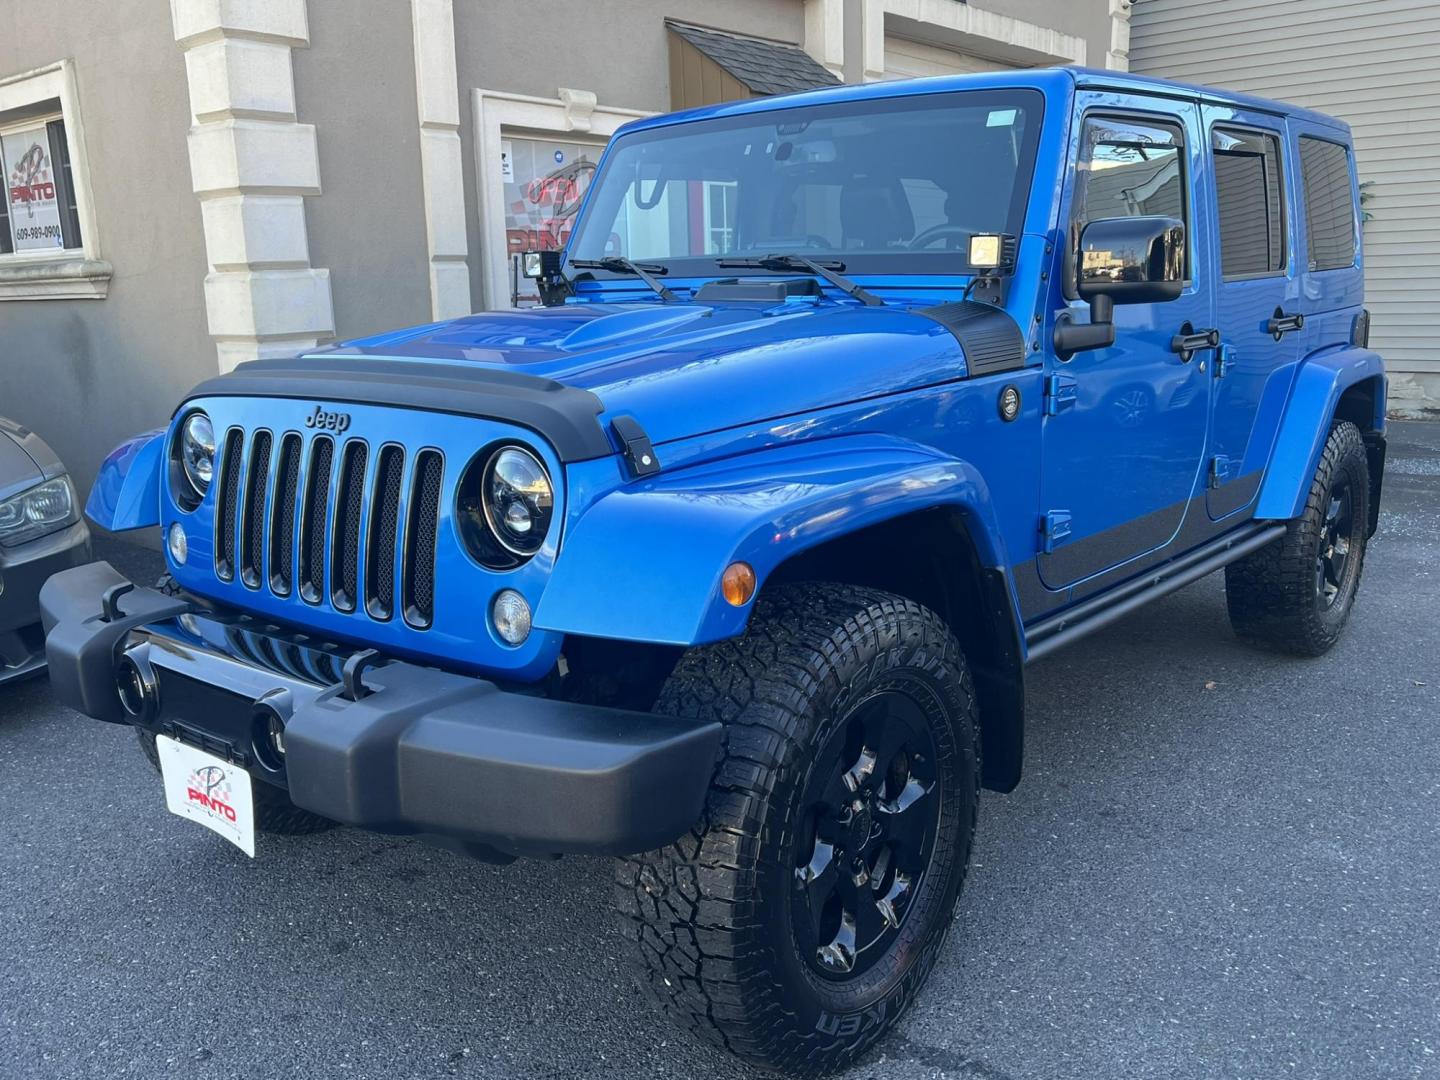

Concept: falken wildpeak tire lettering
[[1224, 421, 1372, 656], [613, 583, 979, 1075]]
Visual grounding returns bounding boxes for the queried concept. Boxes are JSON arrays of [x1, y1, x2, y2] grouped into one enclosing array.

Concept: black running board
[[1025, 522, 1286, 663]]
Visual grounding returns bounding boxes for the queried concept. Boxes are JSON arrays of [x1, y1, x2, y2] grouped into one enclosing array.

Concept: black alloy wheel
[[1316, 474, 1356, 609], [792, 689, 940, 979]]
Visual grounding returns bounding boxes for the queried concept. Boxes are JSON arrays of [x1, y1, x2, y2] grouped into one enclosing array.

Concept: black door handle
[[1170, 324, 1220, 362], [1266, 308, 1305, 339]]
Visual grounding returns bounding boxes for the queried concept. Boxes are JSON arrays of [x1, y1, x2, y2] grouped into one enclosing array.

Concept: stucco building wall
[[0, 0, 209, 497]]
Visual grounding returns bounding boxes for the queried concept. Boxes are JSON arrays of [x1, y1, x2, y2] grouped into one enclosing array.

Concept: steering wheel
[[908, 224, 979, 251]]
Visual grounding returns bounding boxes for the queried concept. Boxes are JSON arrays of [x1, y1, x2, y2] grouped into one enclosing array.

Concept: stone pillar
[[411, 0, 472, 320], [1107, 0, 1133, 71], [171, 0, 334, 372]]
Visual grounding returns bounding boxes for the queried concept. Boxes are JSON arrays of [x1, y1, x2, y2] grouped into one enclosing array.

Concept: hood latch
[[611, 415, 661, 478]]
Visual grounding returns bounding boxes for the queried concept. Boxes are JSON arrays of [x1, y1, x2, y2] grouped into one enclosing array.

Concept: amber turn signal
[[721, 562, 756, 607]]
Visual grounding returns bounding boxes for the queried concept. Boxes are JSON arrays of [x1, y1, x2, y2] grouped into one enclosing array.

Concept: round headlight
[[482, 446, 553, 558], [179, 412, 215, 499]]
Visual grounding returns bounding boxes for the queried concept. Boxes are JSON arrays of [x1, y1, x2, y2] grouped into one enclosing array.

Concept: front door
[[1039, 99, 1216, 591], [1203, 107, 1304, 519]]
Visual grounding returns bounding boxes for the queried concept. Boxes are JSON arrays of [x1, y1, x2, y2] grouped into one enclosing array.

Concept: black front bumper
[[41, 561, 721, 857]]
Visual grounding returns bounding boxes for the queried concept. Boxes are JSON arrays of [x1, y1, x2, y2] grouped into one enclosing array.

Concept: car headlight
[[483, 447, 553, 557], [459, 445, 555, 569], [0, 476, 77, 547], [174, 411, 215, 507]]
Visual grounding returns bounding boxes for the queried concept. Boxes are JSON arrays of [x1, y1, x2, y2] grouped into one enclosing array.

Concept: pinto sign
[[2, 125, 64, 251], [156, 735, 256, 856]]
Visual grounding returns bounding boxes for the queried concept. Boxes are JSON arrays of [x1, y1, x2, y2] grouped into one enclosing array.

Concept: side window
[[1299, 136, 1357, 271], [1070, 115, 1188, 292], [1212, 127, 1285, 277]]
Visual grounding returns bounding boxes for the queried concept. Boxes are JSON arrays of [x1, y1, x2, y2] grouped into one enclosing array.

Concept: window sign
[[503, 136, 601, 258], [2, 124, 65, 252]]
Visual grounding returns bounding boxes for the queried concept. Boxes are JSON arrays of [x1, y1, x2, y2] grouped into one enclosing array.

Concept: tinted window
[[568, 90, 1042, 275], [1299, 136, 1356, 271], [1213, 127, 1284, 276], [1070, 115, 1188, 291]]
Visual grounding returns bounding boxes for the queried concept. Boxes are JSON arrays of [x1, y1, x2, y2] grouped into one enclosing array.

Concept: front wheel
[[614, 584, 978, 1075], [1225, 420, 1372, 655]]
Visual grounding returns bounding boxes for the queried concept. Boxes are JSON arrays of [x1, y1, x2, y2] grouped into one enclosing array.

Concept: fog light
[[491, 589, 532, 646], [167, 522, 188, 565]]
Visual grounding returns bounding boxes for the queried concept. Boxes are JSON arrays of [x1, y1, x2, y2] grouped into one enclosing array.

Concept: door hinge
[[1215, 343, 1235, 379], [1209, 455, 1239, 489], [1040, 509, 1073, 553], [1043, 373, 1079, 416]]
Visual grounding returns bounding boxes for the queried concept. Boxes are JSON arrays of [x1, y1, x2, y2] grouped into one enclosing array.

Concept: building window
[[1, 117, 83, 255], [1299, 136, 1357, 271], [0, 60, 108, 299], [1212, 127, 1285, 278]]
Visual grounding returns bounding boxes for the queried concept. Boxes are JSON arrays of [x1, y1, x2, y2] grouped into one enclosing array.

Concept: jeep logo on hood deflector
[[304, 405, 351, 432]]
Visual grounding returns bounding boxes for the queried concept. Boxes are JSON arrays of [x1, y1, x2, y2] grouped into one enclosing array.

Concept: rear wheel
[[614, 583, 978, 1075], [1226, 420, 1371, 656], [135, 729, 335, 836]]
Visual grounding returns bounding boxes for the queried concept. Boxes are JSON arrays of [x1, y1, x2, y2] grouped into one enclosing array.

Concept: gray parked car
[[1, 416, 90, 683]]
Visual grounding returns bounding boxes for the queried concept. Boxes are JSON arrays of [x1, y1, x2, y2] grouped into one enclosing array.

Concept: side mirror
[[1055, 215, 1185, 359]]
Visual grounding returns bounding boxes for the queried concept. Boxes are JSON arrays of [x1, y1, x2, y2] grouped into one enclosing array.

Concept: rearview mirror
[[1056, 215, 1185, 359]]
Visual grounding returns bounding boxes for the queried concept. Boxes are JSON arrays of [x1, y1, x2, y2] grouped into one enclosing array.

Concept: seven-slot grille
[[214, 428, 442, 628]]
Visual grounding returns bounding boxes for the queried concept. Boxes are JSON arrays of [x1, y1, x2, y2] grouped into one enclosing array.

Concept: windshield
[[568, 89, 1042, 277]]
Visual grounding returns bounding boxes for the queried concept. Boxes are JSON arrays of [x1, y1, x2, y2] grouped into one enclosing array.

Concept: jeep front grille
[[215, 427, 245, 582], [214, 428, 442, 629], [331, 441, 368, 613]]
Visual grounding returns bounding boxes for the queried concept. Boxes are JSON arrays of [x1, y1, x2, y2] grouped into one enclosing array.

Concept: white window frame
[[472, 87, 651, 310], [704, 181, 738, 255], [0, 59, 109, 299]]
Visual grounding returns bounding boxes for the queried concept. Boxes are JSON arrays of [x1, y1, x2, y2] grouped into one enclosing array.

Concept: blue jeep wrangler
[[42, 68, 1384, 1073]]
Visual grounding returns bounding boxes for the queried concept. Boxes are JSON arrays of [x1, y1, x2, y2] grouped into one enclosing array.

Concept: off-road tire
[[614, 583, 979, 1075], [135, 731, 335, 837], [1225, 421, 1371, 656]]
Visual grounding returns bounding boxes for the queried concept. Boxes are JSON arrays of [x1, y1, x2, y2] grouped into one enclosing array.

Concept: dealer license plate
[[156, 735, 256, 857]]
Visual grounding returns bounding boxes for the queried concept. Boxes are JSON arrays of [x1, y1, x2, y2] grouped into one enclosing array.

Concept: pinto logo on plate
[[186, 764, 239, 823]]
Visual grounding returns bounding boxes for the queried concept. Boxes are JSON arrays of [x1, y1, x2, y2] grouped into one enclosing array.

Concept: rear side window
[[1299, 136, 1357, 271], [1212, 127, 1285, 277]]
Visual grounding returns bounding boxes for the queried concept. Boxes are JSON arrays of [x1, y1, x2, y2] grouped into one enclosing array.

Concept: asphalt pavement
[[2, 422, 1437, 1080]]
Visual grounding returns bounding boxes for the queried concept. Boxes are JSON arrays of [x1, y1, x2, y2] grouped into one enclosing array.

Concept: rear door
[[1203, 106, 1304, 520], [1038, 96, 1215, 591]]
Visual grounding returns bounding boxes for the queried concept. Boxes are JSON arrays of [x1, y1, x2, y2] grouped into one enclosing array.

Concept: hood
[[0, 417, 47, 503], [320, 300, 976, 447]]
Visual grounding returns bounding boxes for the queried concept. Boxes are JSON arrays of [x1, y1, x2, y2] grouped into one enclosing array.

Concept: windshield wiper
[[570, 257, 679, 302], [716, 254, 883, 307]]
